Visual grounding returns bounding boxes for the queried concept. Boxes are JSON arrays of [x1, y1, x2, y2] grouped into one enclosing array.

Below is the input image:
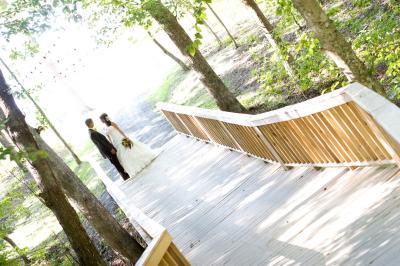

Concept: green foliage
[[326, 6, 340, 18], [0, 146, 13, 161], [187, 0, 211, 56], [352, 0, 371, 8], [345, 4, 400, 99], [0, 0, 80, 40], [30, 232, 77, 265], [9, 40, 40, 60], [148, 67, 186, 105], [255, 0, 374, 95], [258, 53, 288, 95], [35, 107, 50, 129], [253, 3, 344, 95], [294, 33, 342, 91], [0, 188, 31, 264]]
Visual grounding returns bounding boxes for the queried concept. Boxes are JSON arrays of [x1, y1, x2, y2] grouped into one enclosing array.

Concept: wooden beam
[[191, 116, 215, 142], [174, 113, 196, 137], [253, 126, 290, 171], [217, 121, 245, 152], [356, 106, 400, 168], [136, 230, 172, 266]]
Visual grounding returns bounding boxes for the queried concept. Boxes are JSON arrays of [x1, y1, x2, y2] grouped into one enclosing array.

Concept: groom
[[85, 118, 130, 180]]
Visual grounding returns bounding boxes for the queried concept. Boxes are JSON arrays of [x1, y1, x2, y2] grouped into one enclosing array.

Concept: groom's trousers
[[109, 154, 130, 180]]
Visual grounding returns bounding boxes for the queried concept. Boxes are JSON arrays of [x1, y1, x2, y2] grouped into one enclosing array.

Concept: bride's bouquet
[[122, 138, 134, 149]]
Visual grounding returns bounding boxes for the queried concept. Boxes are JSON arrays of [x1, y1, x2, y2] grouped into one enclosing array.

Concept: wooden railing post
[[253, 126, 291, 171], [217, 121, 244, 152], [191, 116, 215, 142], [158, 83, 400, 169], [174, 113, 195, 137], [356, 107, 400, 168]]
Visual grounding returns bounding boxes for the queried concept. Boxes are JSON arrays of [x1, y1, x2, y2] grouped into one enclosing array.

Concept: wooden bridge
[[93, 83, 400, 265]]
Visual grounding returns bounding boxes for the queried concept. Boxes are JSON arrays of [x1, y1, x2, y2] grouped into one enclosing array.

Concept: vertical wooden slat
[[287, 119, 323, 163], [294, 118, 328, 163], [224, 123, 275, 160], [313, 113, 352, 162], [163, 249, 179, 266], [159, 258, 168, 266], [329, 108, 369, 161], [198, 118, 232, 148], [325, 109, 364, 161], [318, 112, 356, 162], [168, 243, 191, 266], [218, 121, 244, 151], [354, 104, 400, 168], [253, 126, 290, 170], [174, 113, 196, 137], [304, 115, 340, 163], [280, 121, 314, 163], [259, 125, 291, 163], [270, 123, 301, 162], [336, 105, 377, 160], [191, 116, 213, 142], [162, 110, 188, 134], [347, 102, 390, 159], [160, 99, 399, 168]]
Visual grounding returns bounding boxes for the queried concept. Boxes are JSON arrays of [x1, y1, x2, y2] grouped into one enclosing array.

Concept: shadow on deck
[[112, 135, 400, 265]]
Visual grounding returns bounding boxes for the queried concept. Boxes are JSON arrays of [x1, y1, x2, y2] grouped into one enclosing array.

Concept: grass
[[146, 0, 399, 115], [148, 67, 187, 106], [184, 89, 218, 109], [76, 162, 105, 197]]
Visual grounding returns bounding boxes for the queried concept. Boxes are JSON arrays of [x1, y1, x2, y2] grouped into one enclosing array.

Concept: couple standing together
[[85, 113, 156, 180]]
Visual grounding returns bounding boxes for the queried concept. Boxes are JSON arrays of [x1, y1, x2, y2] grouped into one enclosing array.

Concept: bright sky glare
[[3, 20, 180, 149]]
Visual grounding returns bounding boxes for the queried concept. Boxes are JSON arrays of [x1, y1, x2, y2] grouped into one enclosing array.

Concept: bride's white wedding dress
[[106, 126, 156, 179]]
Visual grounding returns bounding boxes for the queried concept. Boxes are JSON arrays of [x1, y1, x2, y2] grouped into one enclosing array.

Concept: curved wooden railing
[[158, 83, 400, 170]]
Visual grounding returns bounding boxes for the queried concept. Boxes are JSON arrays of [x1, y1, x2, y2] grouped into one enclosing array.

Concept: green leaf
[[187, 45, 196, 57]]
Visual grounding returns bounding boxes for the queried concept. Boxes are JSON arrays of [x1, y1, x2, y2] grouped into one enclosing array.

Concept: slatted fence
[[159, 83, 400, 169]]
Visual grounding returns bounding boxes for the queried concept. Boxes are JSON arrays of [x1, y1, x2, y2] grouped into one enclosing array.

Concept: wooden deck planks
[[116, 135, 400, 265]]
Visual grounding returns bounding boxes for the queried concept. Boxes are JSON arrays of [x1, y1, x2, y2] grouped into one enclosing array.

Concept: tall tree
[[0, 109, 145, 262], [0, 57, 82, 164], [141, 0, 246, 113], [291, 0, 386, 95], [0, 69, 105, 265], [241, 0, 296, 78], [0, 189, 31, 265], [0, 131, 34, 182], [203, 20, 223, 48], [2, 236, 30, 265], [205, 2, 239, 48], [168, 0, 224, 49], [147, 31, 191, 71], [31, 129, 145, 263]]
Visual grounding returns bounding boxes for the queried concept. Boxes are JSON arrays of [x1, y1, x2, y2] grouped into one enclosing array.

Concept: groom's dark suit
[[89, 128, 130, 180]]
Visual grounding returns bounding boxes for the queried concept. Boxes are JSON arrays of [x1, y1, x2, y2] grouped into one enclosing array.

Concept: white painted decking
[[117, 135, 400, 265]]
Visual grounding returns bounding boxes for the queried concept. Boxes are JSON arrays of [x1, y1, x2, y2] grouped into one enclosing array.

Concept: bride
[[100, 113, 157, 179]]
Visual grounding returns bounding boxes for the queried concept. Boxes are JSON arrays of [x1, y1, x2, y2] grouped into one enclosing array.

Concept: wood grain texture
[[160, 83, 400, 169], [114, 135, 400, 265]]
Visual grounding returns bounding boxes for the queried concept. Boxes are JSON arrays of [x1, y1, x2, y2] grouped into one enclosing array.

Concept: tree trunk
[[291, 0, 386, 95], [205, 2, 239, 49], [203, 20, 223, 48], [0, 131, 35, 182], [0, 69, 104, 265], [0, 109, 144, 262], [3, 235, 30, 265], [242, 0, 296, 78], [30, 128, 145, 263], [147, 31, 191, 71], [144, 0, 246, 113], [0, 57, 82, 165]]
